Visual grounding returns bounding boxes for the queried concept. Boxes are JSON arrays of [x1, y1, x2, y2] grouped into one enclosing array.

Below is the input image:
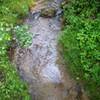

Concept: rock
[[32, 11, 41, 20], [56, 9, 63, 16], [40, 7, 56, 18]]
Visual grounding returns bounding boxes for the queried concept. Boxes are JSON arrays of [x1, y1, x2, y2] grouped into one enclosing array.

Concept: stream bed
[[14, 0, 89, 100]]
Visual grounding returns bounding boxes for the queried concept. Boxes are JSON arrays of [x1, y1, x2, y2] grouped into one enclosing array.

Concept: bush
[[0, 0, 33, 99], [60, 0, 100, 99], [0, 0, 34, 24], [0, 22, 32, 99]]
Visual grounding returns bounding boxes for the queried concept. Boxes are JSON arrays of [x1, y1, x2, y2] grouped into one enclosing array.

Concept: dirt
[[14, 0, 89, 100]]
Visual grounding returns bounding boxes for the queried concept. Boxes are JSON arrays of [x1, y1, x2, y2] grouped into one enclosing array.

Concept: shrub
[[0, 0, 34, 24], [0, 0, 34, 99], [0, 21, 32, 99], [60, 0, 100, 99]]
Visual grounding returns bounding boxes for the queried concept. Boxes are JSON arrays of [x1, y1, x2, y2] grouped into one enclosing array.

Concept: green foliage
[[0, 22, 31, 100], [0, 0, 34, 99], [0, 0, 34, 24], [60, 0, 100, 99], [0, 60, 30, 100], [0, 22, 11, 56], [13, 25, 32, 48]]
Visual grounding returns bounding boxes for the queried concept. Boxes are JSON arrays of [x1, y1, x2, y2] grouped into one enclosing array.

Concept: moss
[[60, 0, 100, 99], [41, 7, 56, 18]]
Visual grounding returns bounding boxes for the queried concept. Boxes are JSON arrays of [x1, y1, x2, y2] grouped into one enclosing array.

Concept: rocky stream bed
[[14, 0, 89, 100]]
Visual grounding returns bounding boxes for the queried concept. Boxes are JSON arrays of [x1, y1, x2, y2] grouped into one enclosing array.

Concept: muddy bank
[[14, 0, 89, 100]]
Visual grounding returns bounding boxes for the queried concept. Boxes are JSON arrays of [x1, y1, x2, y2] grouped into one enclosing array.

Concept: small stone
[[76, 77, 80, 80]]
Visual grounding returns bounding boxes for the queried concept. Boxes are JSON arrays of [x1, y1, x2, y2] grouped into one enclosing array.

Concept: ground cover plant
[[0, 0, 33, 99], [60, 0, 100, 99]]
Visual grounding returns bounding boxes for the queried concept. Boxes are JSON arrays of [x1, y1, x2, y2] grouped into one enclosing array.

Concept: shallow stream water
[[14, 0, 89, 100]]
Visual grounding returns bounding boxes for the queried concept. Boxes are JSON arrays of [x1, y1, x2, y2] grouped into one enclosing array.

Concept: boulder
[[40, 7, 56, 18]]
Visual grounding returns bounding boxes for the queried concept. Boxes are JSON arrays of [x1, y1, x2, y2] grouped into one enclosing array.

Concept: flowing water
[[14, 0, 89, 100]]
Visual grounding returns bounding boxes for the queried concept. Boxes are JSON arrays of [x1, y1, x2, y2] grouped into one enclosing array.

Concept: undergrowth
[[60, 0, 100, 99], [0, 0, 33, 99], [0, 0, 35, 24]]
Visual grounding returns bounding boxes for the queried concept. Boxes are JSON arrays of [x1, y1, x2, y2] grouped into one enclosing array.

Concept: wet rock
[[40, 7, 56, 18], [75, 83, 83, 100], [32, 11, 41, 20], [56, 9, 63, 21], [56, 9, 63, 16]]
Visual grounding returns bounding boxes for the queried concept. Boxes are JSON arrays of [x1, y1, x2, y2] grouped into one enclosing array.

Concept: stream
[[14, 0, 89, 100]]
